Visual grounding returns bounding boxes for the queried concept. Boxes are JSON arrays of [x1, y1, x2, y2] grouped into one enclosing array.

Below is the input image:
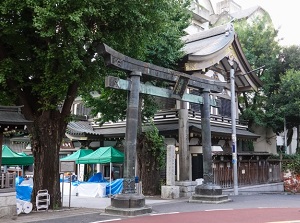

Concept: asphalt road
[[7, 193, 300, 223]]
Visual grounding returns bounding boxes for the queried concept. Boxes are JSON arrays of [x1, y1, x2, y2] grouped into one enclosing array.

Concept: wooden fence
[[0, 172, 16, 189], [213, 158, 282, 188]]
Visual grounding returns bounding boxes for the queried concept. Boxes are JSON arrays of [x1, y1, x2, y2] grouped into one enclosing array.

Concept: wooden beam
[[97, 43, 226, 93]]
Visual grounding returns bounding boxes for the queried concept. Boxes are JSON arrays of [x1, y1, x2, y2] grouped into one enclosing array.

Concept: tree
[[277, 46, 300, 149], [279, 45, 300, 72], [82, 2, 191, 195], [269, 69, 300, 150], [0, 0, 191, 207], [234, 16, 282, 132], [235, 16, 300, 150]]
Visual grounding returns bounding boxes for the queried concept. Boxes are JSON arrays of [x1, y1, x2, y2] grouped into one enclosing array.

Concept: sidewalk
[[5, 195, 179, 223], [61, 195, 177, 210]]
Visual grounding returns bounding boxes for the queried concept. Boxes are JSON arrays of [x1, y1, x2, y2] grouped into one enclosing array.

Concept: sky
[[211, 0, 298, 46]]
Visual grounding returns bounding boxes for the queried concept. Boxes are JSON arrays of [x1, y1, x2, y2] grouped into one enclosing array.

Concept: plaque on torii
[[98, 43, 225, 215]]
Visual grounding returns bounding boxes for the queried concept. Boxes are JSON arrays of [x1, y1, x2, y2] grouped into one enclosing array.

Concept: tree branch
[[61, 81, 79, 119]]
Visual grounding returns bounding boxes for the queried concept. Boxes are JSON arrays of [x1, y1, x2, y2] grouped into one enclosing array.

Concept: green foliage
[[279, 45, 300, 72], [281, 154, 300, 175], [144, 123, 166, 169], [234, 16, 282, 131], [82, 1, 191, 124], [236, 17, 300, 141], [0, 0, 191, 113], [269, 153, 300, 175], [137, 122, 166, 195], [270, 69, 300, 135]]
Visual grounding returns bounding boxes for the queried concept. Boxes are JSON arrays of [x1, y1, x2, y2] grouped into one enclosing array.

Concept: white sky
[[211, 0, 298, 46]]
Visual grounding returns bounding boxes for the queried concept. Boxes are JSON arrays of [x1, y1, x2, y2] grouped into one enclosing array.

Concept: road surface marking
[[89, 219, 121, 223], [204, 209, 233, 211], [151, 212, 179, 216], [266, 221, 300, 223]]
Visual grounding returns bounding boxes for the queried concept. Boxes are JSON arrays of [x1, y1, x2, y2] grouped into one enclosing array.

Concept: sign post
[[59, 161, 76, 208]]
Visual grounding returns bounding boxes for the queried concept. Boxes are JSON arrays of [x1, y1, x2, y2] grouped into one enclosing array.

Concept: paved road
[[104, 208, 300, 223], [6, 193, 300, 223]]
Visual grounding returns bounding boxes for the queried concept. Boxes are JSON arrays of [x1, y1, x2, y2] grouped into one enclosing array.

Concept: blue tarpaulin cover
[[87, 172, 107, 183], [16, 177, 32, 202], [106, 178, 123, 195]]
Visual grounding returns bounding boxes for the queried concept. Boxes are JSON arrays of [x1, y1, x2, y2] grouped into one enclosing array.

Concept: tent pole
[[109, 162, 112, 197]]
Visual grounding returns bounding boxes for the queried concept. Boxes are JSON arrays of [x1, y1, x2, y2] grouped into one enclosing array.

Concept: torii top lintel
[[181, 23, 263, 92], [97, 44, 226, 93]]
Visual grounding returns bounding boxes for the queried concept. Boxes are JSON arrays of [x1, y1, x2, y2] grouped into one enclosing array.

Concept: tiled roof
[[0, 106, 32, 126], [181, 23, 263, 91], [66, 121, 100, 136], [66, 120, 260, 140]]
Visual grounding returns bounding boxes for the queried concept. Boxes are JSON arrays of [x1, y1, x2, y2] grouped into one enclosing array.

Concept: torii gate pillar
[[105, 71, 152, 216], [189, 88, 231, 203]]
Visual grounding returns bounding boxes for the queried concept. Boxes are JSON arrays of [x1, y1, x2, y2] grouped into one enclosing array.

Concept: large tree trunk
[[30, 110, 67, 209]]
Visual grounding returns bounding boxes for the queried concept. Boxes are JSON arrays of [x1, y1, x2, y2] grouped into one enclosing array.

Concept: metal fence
[[213, 159, 282, 188]]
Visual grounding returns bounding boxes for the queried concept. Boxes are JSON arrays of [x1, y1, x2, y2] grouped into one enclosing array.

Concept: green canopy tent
[[2, 145, 34, 166], [60, 148, 94, 163], [60, 148, 94, 181], [77, 146, 124, 195], [77, 146, 124, 164], [17, 152, 30, 157], [2, 145, 34, 176]]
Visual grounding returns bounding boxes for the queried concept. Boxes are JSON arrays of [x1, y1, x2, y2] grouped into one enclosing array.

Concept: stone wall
[[0, 189, 17, 220]]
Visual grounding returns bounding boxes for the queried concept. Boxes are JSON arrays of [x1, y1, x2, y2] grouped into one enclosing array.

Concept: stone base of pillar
[[105, 194, 152, 216], [175, 181, 197, 197], [161, 186, 180, 199], [189, 184, 232, 204]]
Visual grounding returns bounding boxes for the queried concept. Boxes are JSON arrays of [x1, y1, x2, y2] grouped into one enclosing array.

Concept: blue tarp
[[16, 185, 32, 202], [15, 176, 24, 185], [15, 177, 32, 202], [15, 175, 123, 200], [88, 172, 107, 183], [106, 178, 123, 195]]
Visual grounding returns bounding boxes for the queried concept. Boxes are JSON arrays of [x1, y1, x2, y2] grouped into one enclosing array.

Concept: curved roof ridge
[[182, 24, 229, 44]]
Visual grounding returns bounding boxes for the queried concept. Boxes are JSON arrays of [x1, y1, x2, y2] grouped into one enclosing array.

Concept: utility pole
[[230, 67, 238, 195]]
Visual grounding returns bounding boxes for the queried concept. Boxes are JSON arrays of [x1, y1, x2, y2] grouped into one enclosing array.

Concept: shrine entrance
[[98, 42, 228, 215]]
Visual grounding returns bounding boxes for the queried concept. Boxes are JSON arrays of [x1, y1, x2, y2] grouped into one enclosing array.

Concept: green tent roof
[[77, 146, 124, 164], [60, 148, 94, 162], [1, 145, 34, 165]]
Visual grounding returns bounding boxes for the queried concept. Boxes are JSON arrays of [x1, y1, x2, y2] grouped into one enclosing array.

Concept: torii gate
[[98, 43, 226, 215]]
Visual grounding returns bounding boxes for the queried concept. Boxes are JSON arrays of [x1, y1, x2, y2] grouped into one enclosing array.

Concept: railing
[[0, 172, 16, 189], [153, 110, 249, 127], [213, 159, 282, 188]]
